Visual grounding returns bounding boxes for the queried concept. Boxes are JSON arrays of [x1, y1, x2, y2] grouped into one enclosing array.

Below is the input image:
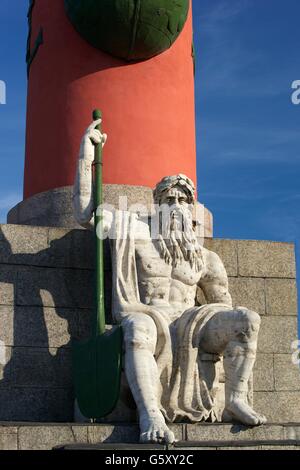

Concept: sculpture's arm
[[72, 119, 107, 230], [198, 248, 233, 307]]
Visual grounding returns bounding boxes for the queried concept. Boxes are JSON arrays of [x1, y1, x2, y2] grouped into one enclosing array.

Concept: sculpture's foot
[[225, 398, 267, 426], [139, 411, 176, 444]]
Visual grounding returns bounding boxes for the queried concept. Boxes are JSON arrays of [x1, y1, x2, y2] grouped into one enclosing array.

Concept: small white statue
[[73, 120, 266, 444]]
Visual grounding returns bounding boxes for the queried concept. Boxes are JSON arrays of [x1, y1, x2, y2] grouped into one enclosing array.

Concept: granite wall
[[0, 224, 299, 423]]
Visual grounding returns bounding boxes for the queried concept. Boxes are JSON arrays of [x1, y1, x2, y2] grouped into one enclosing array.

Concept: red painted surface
[[24, 0, 197, 199]]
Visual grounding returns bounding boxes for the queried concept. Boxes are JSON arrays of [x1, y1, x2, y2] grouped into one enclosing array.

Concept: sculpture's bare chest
[[135, 239, 200, 312]]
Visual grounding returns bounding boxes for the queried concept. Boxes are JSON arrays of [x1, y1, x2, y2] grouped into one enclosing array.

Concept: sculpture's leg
[[200, 308, 267, 426], [122, 314, 175, 444]]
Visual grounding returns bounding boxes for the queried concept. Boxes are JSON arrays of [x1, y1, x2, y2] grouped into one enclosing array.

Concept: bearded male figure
[[73, 120, 267, 444]]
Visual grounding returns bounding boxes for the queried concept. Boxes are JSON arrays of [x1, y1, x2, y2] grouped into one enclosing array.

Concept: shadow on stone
[[0, 226, 113, 422]]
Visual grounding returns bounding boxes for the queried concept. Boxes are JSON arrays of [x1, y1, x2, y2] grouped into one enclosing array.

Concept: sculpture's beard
[[157, 207, 203, 273]]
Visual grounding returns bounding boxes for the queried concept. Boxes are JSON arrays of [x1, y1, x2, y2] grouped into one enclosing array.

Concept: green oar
[[72, 109, 122, 419]]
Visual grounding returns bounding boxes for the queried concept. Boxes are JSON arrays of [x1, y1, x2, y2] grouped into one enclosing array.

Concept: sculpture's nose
[[173, 199, 181, 209]]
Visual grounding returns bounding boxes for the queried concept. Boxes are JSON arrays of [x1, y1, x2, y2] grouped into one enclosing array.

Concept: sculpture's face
[[159, 185, 193, 234], [159, 186, 190, 209], [157, 184, 203, 272]]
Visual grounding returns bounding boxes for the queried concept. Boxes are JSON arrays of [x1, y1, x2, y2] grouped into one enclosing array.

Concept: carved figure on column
[[73, 121, 267, 444]]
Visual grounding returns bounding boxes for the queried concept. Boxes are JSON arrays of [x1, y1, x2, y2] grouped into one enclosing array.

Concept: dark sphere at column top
[[64, 0, 190, 61]]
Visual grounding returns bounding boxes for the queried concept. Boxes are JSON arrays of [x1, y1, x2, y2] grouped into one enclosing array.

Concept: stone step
[[55, 441, 300, 451], [1, 422, 300, 450]]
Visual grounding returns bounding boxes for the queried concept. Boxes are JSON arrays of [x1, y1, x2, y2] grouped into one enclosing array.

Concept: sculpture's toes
[[140, 431, 157, 443], [140, 426, 175, 444], [256, 413, 267, 425], [244, 410, 267, 426], [157, 428, 165, 442], [225, 401, 267, 427]]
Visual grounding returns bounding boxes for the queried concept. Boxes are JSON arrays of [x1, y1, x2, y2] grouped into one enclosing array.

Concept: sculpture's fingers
[[86, 118, 102, 133], [89, 129, 102, 144]]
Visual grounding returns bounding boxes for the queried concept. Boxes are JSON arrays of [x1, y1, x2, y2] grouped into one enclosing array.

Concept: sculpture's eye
[[179, 198, 186, 204]]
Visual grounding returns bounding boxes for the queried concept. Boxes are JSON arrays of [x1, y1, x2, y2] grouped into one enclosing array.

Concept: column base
[[7, 185, 213, 237]]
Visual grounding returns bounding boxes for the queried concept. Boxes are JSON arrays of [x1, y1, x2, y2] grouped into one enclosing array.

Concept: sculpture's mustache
[[168, 208, 193, 233], [157, 206, 203, 273]]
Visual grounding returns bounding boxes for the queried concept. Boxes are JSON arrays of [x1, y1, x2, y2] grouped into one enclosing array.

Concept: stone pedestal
[[0, 223, 299, 448], [1, 423, 300, 450], [7, 185, 214, 237]]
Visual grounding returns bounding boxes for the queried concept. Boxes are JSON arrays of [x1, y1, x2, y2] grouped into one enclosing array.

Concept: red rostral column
[[24, 0, 197, 200]]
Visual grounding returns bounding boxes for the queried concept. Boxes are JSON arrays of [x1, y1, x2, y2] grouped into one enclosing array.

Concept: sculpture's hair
[[153, 174, 196, 205]]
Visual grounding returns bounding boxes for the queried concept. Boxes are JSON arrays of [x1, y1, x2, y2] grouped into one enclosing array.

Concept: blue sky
[[193, 0, 300, 333], [0, 1, 299, 327]]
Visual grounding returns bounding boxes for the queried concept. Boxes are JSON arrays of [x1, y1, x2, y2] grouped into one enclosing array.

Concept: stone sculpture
[[73, 120, 267, 444]]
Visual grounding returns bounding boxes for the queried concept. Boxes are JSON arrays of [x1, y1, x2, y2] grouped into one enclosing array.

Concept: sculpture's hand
[[79, 119, 108, 161], [73, 119, 108, 229]]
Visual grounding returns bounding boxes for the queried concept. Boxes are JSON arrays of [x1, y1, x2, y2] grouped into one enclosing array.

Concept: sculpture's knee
[[122, 315, 157, 354], [234, 308, 261, 343]]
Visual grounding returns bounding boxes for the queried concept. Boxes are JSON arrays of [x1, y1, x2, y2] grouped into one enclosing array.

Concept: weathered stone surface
[[175, 446, 218, 450], [258, 316, 298, 353], [0, 266, 16, 305], [218, 445, 299, 450], [16, 266, 94, 308], [265, 279, 298, 316], [13, 306, 77, 349], [0, 346, 12, 388], [274, 354, 300, 391], [254, 392, 300, 423], [76, 309, 93, 341], [203, 207, 213, 239], [0, 281, 14, 307], [259, 445, 299, 450], [186, 423, 284, 442], [228, 277, 265, 314], [204, 239, 238, 277], [0, 222, 298, 429], [0, 306, 13, 345], [253, 354, 274, 391], [11, 347, 72, 388], [8, 185, 214, 236], [0, 426, 18, 450], [0, 224, 48, 265], [237, 240, 296, 278], [217, 446, 260, 450], [2, 305, 104, 350], [87, 424, 184, 444], [1, 423, 300, 450], [284, 425, 300, 440], [0, 387, 74, 422], [88, 424, 140, 444], [7, 187, 80, 229], [19, 425, 88, 451], [48, 228, 94, 270]]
